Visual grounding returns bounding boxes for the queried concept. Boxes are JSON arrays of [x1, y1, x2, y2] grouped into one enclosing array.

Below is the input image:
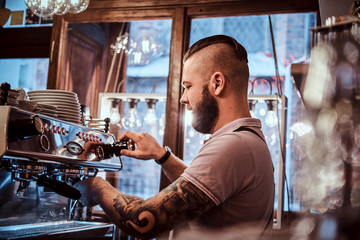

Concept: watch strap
[[155, 146, 171, 165]]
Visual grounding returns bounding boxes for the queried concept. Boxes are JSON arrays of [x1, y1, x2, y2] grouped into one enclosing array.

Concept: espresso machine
[[0, 83, 130, 239]]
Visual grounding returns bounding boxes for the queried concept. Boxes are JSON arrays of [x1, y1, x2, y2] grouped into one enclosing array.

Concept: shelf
[[98, 93, 167, 102]]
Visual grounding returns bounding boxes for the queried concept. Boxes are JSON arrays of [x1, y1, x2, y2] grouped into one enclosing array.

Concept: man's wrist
[[155, 146, 171, 165]]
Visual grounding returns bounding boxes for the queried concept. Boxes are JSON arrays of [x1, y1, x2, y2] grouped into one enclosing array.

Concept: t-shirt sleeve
[[181, 133, 255, 206]]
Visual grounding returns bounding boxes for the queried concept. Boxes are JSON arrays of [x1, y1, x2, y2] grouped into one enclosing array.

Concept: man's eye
[[185, 86, 191, 89]]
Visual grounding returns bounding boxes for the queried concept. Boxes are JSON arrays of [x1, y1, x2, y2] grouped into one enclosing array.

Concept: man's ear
[[210, 72, 225, 96]]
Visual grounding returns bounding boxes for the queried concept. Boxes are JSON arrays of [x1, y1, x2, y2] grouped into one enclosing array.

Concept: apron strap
[[233, 126, 266, 144]]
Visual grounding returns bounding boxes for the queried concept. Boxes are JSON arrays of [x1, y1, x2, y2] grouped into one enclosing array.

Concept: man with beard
[[74, 35, 274, 239]]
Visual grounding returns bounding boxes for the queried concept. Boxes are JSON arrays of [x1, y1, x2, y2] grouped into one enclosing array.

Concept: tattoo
[[113, 195, 156, 235], [112, 177, 215, 239]]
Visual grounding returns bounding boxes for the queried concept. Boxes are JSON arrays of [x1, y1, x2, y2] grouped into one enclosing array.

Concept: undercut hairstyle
[[183, 35, 248, 63], [183, 35, 250, 95]]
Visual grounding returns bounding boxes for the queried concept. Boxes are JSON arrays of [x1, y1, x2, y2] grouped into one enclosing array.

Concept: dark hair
[[183, 35, 248, 63]]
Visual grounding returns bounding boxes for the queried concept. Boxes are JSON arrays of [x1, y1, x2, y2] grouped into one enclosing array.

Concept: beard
[[191, 85, 219, 134]]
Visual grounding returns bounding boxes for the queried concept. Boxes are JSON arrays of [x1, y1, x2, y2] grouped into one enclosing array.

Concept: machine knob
[[9, 115, 44, 139]]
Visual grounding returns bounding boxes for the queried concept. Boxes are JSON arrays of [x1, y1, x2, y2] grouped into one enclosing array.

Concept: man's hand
[[119, 131, 187, 182], [74, 177, 110, 207], [118, 131, 166, 161]]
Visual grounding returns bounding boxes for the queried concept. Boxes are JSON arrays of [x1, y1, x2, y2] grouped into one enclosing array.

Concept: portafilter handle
[[35, 175, 81, 200]]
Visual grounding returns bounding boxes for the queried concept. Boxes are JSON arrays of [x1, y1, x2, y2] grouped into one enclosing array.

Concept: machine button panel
[[76, 132, 101, 143], [44, 123, 69, 135]]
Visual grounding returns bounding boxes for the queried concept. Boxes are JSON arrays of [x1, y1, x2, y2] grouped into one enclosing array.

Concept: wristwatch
[[155, 146, 171, 165]]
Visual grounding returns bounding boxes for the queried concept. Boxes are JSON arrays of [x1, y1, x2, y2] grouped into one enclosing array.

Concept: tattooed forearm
[[113, 195, 156, 236], [111, 177, 215, 239]]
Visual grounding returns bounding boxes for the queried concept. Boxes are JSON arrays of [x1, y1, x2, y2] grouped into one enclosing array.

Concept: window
[[1, 0, 51, 91], [184, 13, 317, 219], [0, 58, 48, 90]]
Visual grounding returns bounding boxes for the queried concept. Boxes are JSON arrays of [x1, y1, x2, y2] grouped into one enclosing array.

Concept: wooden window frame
[[48, 6, 186, 166]]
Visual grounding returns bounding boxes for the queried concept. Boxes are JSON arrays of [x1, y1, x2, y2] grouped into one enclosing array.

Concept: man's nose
[[180, 93, 188, 104]]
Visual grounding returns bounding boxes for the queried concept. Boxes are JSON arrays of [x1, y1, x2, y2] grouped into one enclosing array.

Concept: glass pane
[[0, 58, 48, 90], [98, 19, 172, 200], [4, 0, 53, 28], [186, 13, 317, 215]]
